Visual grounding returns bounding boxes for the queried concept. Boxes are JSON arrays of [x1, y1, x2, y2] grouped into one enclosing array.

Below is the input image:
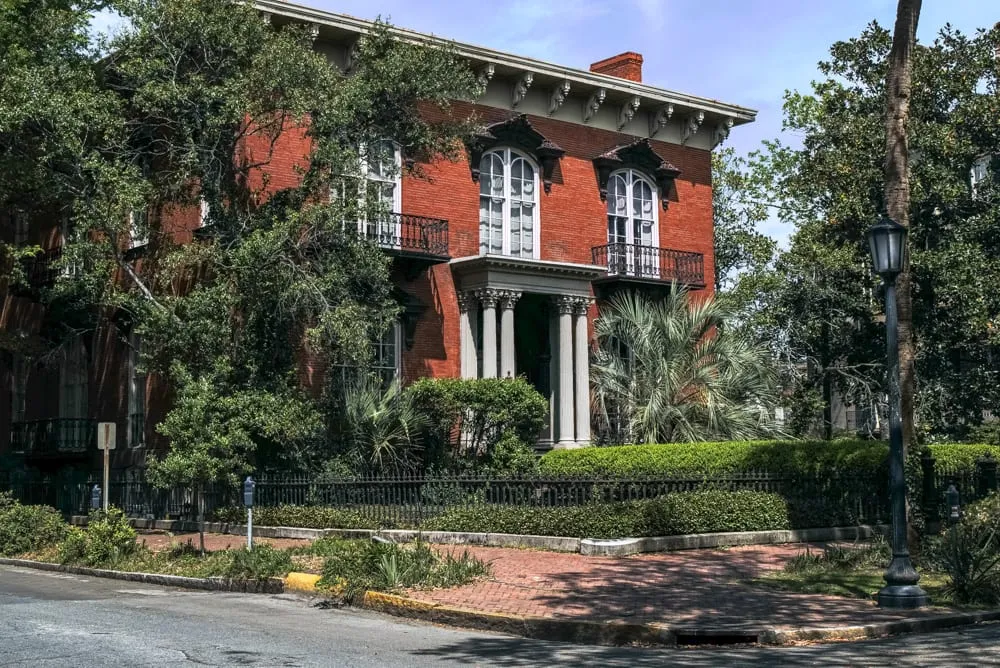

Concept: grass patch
[[314, 536, 490, 599]]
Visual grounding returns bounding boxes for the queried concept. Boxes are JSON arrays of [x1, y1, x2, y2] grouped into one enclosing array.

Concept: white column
[[554, 296, 576, 448], [499, 291, 521, 379], [477, 289, 499, 379], [573, 297, 593, 446], [458, 292, 476, 379]]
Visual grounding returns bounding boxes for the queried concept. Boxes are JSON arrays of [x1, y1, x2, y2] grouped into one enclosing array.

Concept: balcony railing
[[11, 419, 97, 456], [592, 243, 705, 287], [355, 213, 449, 259]]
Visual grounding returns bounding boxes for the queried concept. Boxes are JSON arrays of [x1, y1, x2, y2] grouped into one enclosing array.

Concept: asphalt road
[[2, 565, 1000, 666]]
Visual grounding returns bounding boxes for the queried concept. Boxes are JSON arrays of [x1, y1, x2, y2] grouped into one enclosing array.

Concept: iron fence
[[0, 469, 890, 529], [10, 419, 96, 455]]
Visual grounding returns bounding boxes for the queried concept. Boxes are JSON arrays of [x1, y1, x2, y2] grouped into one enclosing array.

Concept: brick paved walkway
[[410, 544, 952, 630], [138, 532, 310, 552]]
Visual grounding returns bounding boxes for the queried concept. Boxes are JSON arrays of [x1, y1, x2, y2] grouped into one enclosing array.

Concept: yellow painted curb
[[283, 572, 322, 593]]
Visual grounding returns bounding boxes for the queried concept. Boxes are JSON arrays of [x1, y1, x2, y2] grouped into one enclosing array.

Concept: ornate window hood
[[467, 114, 565, 192], [593, 139, 681, 209]]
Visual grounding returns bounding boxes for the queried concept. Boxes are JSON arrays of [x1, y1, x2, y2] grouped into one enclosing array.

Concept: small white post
[[97, 422, 116, 512], [247, 507, 253, 550]]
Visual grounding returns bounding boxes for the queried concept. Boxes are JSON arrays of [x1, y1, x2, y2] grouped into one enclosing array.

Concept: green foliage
[[785, 537, 890, 574], [406, 378, 548, 473], [592, 289, 782, 444], [0, 501, 68, 557], [918, 495, 1000, 605], [334, 378, 426, 475], [539, 439, 890, 477], [224, 545, 293, 581], [316, 538, 489, 598], [59, 508, 138, 567], [745, 22, 1000, 437], [927, 444, 1000, 471], [213, 504, 384, 530], [422, 491, 790, 538]]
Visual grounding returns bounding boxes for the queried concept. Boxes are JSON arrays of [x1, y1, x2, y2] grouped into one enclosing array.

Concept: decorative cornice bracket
[[512, 71, 534, 108], [681, 111, 705, 145], [584, 88, 606, 123], [345, 38, 361, 73], [476, 63, 496, 98], [649, 104, 674, 138], [548, 80, 571, 116], [307, 23, 320, 44], [618, 96, 641, 131], [712, 117, 735, 148]]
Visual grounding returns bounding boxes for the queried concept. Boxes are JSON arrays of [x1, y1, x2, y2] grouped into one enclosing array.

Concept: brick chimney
[[590, 52, 643, 83]]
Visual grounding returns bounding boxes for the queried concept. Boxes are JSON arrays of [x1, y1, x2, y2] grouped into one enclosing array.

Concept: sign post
[[97, 422, 116, 512], [243, 476, 255, 550]]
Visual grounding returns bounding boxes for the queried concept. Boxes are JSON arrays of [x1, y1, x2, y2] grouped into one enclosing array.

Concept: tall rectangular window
[[129, 210, 148, 248], [127, 333, 146, 448], [11, 354, 27, 423], [12, 211, 29, 246]]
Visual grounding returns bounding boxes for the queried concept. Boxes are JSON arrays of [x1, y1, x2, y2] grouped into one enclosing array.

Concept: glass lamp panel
[[887, 228, 904, 272]]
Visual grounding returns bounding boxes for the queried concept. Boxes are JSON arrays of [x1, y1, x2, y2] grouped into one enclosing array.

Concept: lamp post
[[867, 215, 929, 609]]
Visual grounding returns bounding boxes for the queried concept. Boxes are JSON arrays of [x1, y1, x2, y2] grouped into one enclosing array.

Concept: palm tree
[[592, 287, 782, 444]]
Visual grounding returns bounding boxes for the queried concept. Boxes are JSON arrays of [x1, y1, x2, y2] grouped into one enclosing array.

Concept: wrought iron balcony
[[11, 419, 96, 456], [355, 213, 450, 261], [592, 243, 705, 288]]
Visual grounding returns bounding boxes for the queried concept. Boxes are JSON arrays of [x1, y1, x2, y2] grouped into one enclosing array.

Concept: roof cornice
[[253, 0, 757, 129]]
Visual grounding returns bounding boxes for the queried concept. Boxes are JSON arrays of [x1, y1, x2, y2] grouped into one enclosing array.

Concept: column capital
[[475, 288, 501, 308], [499, 290, 522, 310], [552, 295, 576, 315], [457, 291, 477, 313], [572, 296, 594, 316]]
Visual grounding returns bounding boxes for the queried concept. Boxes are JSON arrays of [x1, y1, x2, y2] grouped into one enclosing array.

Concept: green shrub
[[213, 505, 387, 529], [922, 494, 1000, 605], [926, 444, 1000, 472], [224, 545, 293, 580], [59, 508, 138, 567], [422, 490, 790, 538], [0, 502, 68, 556], [406, 377, 548, 473], [538, 439, 891, 477], [318, 537, 489, 598]]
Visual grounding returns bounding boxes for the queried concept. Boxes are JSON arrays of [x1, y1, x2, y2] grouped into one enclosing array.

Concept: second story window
[[332, 140, 402, 247], [10, 354, 27, 423], [972, 155, 992, 198], [12, 211, 29, 246], [129, 209, 148, 248], [479, 148, 538, 259], [606, 169, 659, 277]]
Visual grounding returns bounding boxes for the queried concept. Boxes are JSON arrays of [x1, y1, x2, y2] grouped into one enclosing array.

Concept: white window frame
[[330, 141, 403, 247], [605, 168, 660, 277], [478, 147, 541, 259], [198, 197, 210, 229], [972, 155, 991, 198], [127, 333, 146, 448], [129, 209, 148, 248]]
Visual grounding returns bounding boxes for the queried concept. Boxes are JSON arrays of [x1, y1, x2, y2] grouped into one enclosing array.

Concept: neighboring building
[[0, 0, 755, 478]]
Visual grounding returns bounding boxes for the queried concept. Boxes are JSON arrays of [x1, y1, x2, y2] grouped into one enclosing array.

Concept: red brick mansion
[[0, 0, 755, 476]]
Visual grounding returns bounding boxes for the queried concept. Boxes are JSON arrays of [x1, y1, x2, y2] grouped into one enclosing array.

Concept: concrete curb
[[356, 588, 1000, 647], [78, 516, 888, 556], [0, 558, 284, 593]]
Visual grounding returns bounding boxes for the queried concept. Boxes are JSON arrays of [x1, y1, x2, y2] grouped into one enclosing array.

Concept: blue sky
[[93, 1, 997, 241]]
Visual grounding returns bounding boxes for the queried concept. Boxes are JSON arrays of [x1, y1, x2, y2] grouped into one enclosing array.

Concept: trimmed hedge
[[213, 504, 388, 530], [539, 440, 1000, 478], [422, 490, 790, 538]]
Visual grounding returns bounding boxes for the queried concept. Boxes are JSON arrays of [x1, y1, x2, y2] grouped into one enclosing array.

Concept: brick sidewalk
[[410, 544, 951, 630], [138, 532, 310, 552]]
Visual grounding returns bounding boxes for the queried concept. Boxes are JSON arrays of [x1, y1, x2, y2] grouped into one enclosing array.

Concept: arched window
[[606, 169, 659, 277], [479, 148, 539, 258]]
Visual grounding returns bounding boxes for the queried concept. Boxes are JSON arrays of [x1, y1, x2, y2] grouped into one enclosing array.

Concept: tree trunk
[[883, 0, 921, 454]]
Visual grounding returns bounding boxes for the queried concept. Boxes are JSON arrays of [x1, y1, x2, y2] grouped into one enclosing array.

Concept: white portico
[[451, 255, 604, 449]]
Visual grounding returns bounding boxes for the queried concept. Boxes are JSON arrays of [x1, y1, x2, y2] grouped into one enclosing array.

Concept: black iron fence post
[[976, 454, 998, 499], [920, 448, 938, 527]]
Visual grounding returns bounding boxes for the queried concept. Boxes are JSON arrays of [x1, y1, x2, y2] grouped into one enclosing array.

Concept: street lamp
[[867, 215, 929, 609]]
